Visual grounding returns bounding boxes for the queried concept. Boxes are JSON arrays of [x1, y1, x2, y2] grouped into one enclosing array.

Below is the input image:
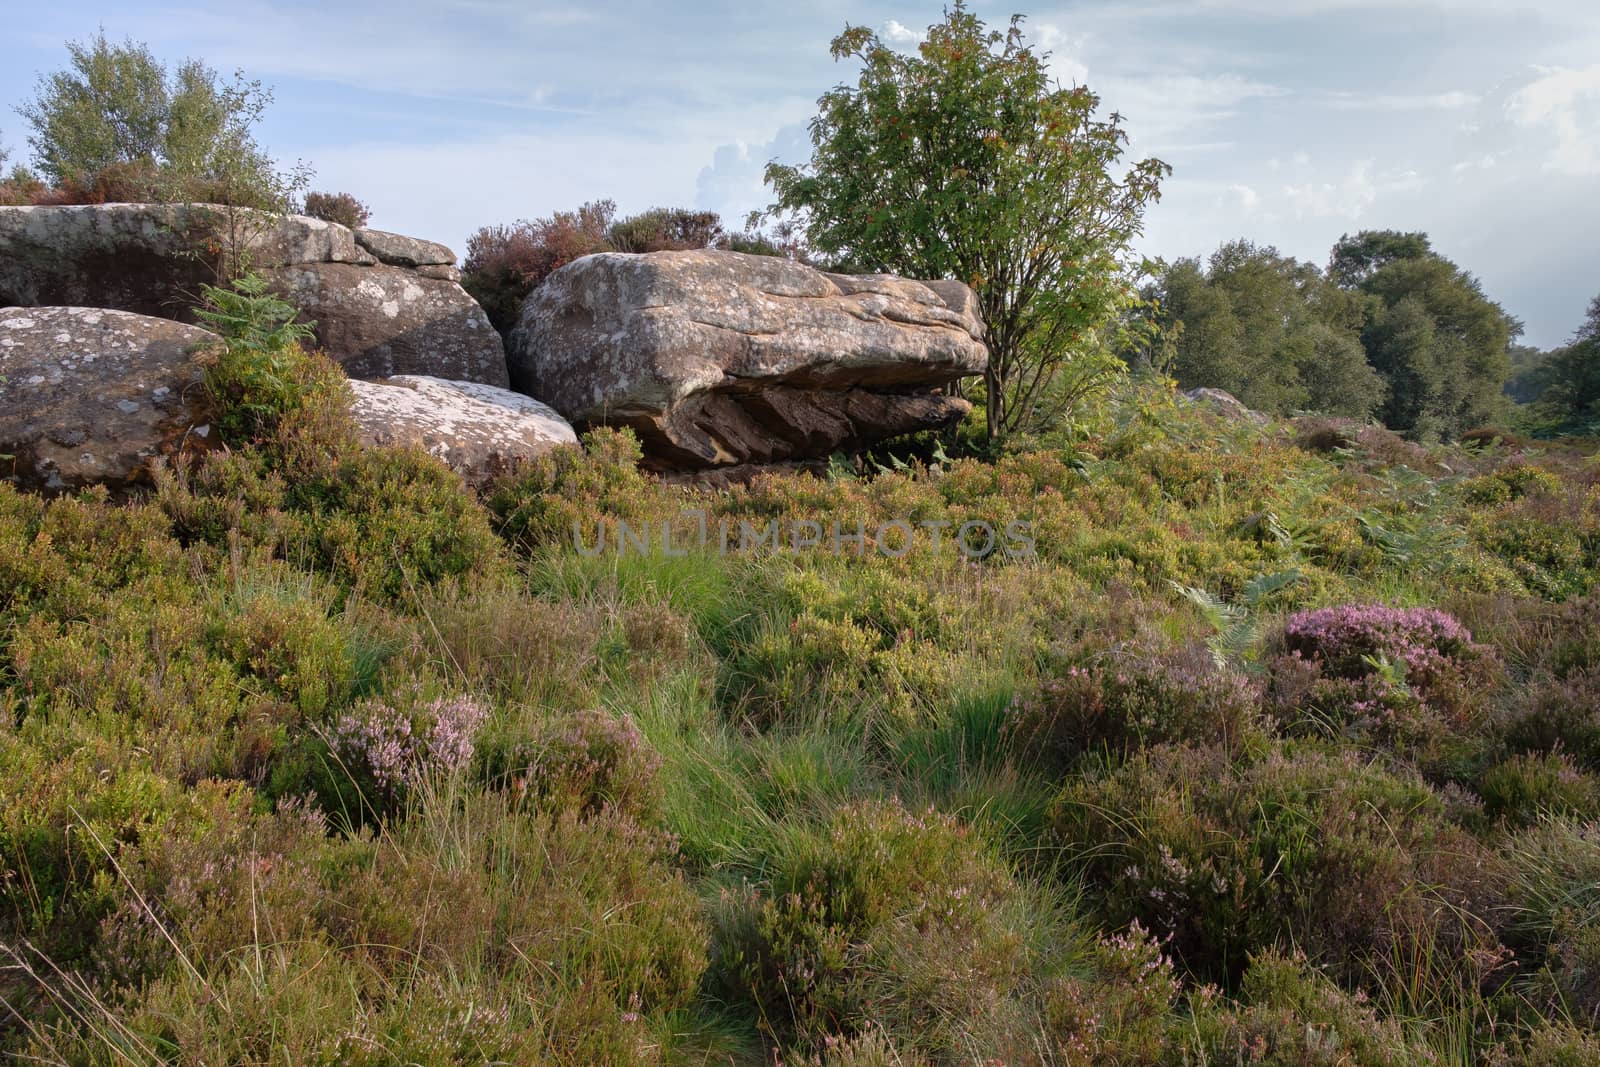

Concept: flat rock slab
[[0, 203, 504, 386], [508, 250, 987, 468], [354, 228, 456, 268], [348, 375, 576, 484], [0, 306, 214, 491]]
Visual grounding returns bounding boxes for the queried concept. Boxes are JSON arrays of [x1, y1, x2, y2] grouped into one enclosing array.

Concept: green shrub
[[481, 706, 663, 821], [1005, 641, 1264, 774], [1180, 949, 1431, 1066], [606, 206, 724, 253], [1052, 742, 1503, 988], [1479, 752, 1600, 827], [715, 799, 1050, 1058]]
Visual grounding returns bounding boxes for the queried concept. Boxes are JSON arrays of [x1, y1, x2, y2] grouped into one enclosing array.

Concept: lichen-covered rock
[[347, 375, 576, 483], [354, 228, 455, 268], [0, 306, 215, 491], [262, 263, 508, 386], [0, 203, 503, 385], [1181, 387, 1268, 423], [508, 250, 987, 468]]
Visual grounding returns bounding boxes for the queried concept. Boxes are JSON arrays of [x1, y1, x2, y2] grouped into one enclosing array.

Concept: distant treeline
[[1136, 231, 1599, 439]]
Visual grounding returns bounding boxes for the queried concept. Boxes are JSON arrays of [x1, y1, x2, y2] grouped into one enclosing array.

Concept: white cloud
[[1229, 183, 1260, 210], [882, 20, 923, 46], [1507, 64, 1600, 176], [1034, 24, 1091, 86], [1281, 160, 1427, 219], [1094, 72, 1288, 146], [694, 124, 812, 226], [1323, 89, 1482, 111]]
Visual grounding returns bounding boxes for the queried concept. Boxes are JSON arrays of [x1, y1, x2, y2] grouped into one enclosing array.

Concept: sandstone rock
[[1181, 387, 1267, 423], [0, 307, 214, 491], [347, 375, 576, 483], [354, 228, 455, 268], [0, 203, 505, 386], [508, 250, 987, 468], [263, 263, 508, 386]]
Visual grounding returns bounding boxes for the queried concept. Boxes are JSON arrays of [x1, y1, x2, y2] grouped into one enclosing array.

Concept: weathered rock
[[354, 228, 455, 268], [0, 307, 214, 491], [0, 203, 505, 386], [1181, 387, 1268, 423], [508, 250, 987, 468], [347, 375, 576, 483], [262, 263, 507, 386]]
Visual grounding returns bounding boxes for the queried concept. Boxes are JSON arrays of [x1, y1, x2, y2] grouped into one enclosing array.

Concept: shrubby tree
[[302, 190, 371, 229], [1505, 343, 1556, 406], [1148, 240, 1384, 419], [1331, 230, 1514, 438], [764, 2, 1167, 441], [462, 200, 619, 337], [18, 31, 300, 209]]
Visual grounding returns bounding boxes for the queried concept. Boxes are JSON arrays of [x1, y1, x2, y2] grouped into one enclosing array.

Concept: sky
[[1, 0, 1596, 348]]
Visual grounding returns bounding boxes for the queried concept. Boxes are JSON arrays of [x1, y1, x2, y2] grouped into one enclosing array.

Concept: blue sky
[[2, 0, 1596, 348]]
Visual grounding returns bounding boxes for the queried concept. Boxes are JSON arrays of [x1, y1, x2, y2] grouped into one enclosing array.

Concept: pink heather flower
[[333, 701, 414, 790], [334, 693, 491, 789], [424, 695, 491, 774], [1283, 603, 1474, 680]]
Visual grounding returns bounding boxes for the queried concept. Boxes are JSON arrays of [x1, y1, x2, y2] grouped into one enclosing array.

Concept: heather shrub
[[1052, 742, 1503, 988], [1179, 949, 1431, 1066], [403, 578, 604, 708], [715, 799, 1048, 1057], [1469, 493, 1600, 600], [481, 706, 663, 820], [301, 189, 371, 228], [1281, 603, 1487, 681], [461, 199, 616, 336], [323, 450, 506, 599], [313, 687, 490, 822], [1037, 921, 1182, 1065], [488, 426, 656, 550], [1267, 603, 1500, 753], [21, 793, 707, 1065], [1497, 669, 1600, 771], [606, 206, 724, 252], [1486, 1026, 1600, 1067], [1478, 752, 1600, 827], [1005, 642, 1264, 774]]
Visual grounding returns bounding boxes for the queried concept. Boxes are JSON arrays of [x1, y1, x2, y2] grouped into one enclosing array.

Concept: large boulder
[[1181, 387, 1268, 423], [0, 203, 505, 386], [347, 375, 576, 484], [0, 307, 215, 491], [263, 264, 505, 385], [508, 250, 987, 468]]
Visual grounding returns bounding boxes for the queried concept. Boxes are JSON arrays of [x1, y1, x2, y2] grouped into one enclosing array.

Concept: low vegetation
[[3, 8, 1600, 1064], [2, 295, 1598, 1061]]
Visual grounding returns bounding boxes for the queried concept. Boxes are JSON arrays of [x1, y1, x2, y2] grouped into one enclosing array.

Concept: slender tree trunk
[[984, 361, 1003, 443]]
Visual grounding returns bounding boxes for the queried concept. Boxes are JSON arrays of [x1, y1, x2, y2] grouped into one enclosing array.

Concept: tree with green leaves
[[18, 31, 299, 209], [1331, 231, 1514, 439], [763, 3, 1168, 441], [1148, 240, 1384, 419], [1535, 294, 1600, 433]]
